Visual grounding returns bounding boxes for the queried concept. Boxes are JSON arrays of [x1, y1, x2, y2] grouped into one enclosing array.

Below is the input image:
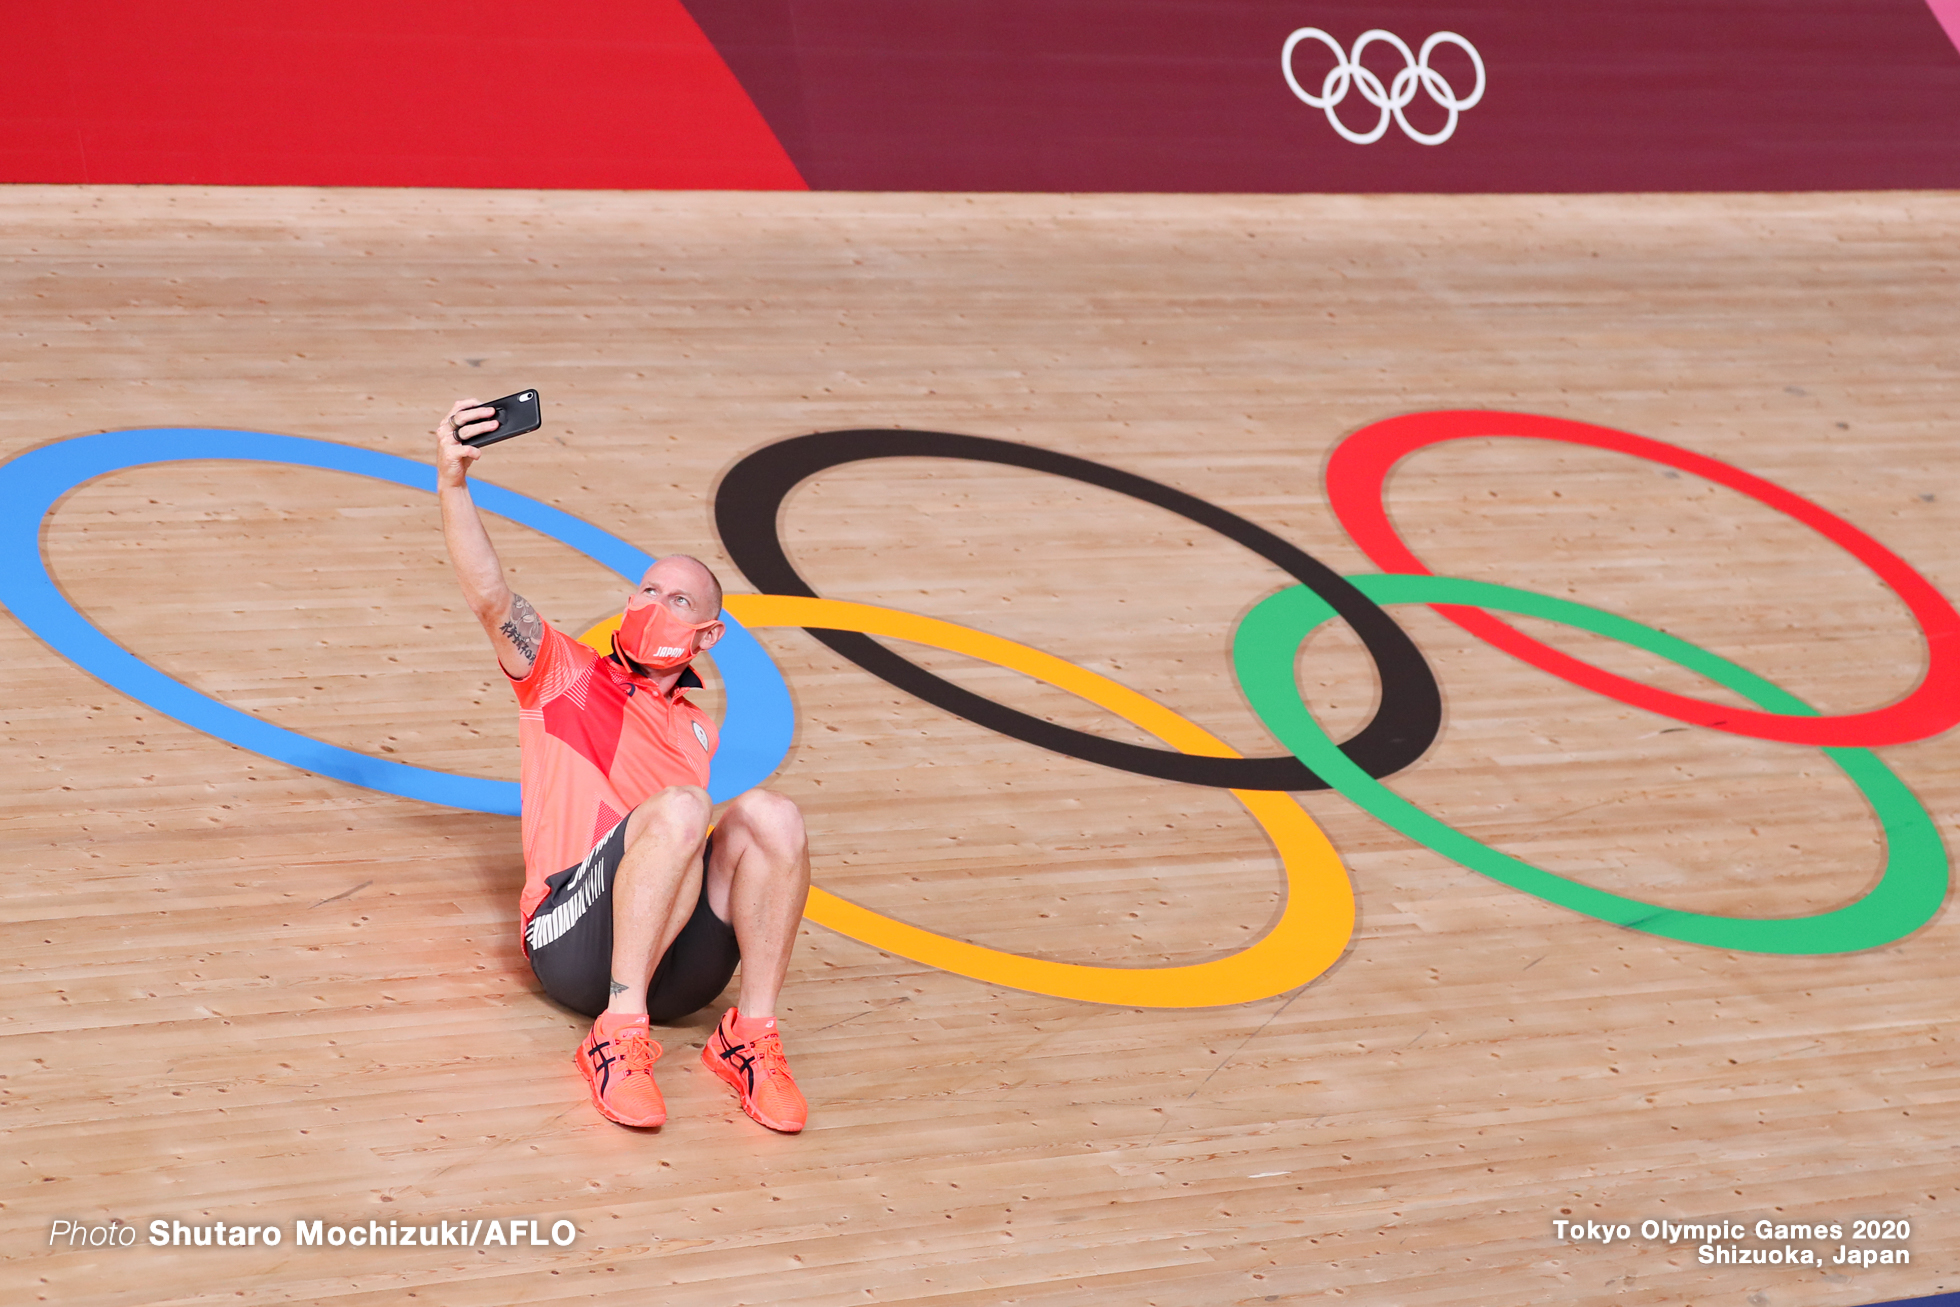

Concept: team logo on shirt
[[692, 721, 710, 752]]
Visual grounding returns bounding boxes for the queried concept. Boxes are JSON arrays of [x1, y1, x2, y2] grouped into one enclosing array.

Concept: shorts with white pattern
[[524, 818, 739, 1021]]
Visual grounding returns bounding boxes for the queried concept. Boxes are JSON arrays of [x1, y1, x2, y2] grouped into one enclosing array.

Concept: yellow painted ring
[[580, 594, 1355, 1007]]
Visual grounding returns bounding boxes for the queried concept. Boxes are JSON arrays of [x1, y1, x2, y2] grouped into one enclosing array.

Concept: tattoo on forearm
[[609, 978, 629, 997], [500, 594, 542, 661]]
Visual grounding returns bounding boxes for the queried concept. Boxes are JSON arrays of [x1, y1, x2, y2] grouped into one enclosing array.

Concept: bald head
[[638, 554, 723, 619]]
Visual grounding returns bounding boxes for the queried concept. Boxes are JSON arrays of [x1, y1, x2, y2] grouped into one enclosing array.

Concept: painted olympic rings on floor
[[7, 418, 1954, 993], [1234, 574, 1949, 953], [0, 430, 794, 811], [714, 428, 1441, 791], [1282, 28, 1486, 146], [1324, 410, 1960, 747], [715, 594, 1354, 1006]]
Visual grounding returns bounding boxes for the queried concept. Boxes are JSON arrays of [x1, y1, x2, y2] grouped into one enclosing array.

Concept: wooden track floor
[[4, 186, 1960, 1306]]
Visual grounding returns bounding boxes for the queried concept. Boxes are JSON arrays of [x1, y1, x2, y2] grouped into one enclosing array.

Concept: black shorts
[[523, 819, 740, 1022]]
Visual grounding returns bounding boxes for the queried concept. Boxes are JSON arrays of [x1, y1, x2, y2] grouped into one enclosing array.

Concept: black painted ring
[[714, 429, 1440, 790]]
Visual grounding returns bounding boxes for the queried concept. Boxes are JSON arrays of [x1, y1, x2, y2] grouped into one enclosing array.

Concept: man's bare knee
[[724, 788, 806, 854], [626, 785, 712, 848]]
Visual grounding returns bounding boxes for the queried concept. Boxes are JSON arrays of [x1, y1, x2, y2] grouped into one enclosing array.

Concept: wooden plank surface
[[2, 186, 1958, 1306]]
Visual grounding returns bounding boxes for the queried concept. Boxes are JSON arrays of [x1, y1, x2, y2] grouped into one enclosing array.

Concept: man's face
[[627, 557, 719, 629]]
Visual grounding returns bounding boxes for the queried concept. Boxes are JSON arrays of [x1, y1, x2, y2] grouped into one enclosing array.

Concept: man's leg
[[700, 788, 812, 1132], [572, 785, 710, 1128], [704, 788, 811, 1018], [606, 785, 712, 1014]]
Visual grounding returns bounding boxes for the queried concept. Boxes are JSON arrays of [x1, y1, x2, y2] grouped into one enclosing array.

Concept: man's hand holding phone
[[436, 390, 542, 489], [436, 398, 493, 490]]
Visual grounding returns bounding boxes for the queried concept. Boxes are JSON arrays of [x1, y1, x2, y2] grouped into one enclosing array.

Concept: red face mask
[[615, 600, 713, 671]]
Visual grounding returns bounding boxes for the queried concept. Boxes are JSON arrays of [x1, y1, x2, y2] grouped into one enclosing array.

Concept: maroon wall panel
[[683, 0, 1960, 191], [5, 1, 1957, 190]]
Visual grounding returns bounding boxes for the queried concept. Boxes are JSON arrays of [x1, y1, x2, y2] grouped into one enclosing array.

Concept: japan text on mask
[[616, 600, 713, 671]]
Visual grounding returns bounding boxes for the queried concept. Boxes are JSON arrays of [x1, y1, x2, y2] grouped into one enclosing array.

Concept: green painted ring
[[1232, 574, 1949, 953]]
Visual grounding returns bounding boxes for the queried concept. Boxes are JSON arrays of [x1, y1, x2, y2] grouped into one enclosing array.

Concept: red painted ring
[[1324, 411, 1960, 747]]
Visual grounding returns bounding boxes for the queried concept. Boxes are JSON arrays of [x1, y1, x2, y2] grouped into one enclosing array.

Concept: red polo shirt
[[507, 622, 718, 925]]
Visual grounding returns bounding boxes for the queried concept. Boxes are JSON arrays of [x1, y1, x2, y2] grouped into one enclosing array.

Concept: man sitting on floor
[[434, 398, 811, 1132]]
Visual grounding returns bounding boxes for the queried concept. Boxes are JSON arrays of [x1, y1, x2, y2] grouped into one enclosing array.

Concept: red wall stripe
[[3, 1, 804, 189]]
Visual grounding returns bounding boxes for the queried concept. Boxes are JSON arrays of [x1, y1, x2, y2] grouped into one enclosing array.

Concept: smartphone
[[459, 390, 543, 448]]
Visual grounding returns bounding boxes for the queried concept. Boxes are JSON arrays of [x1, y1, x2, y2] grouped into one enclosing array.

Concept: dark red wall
[[6, 1, 1959, 191], [684, 0, 1960, 191]]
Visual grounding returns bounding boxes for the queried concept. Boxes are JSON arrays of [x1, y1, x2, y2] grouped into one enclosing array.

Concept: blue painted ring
[[0, 429, 794, 813]]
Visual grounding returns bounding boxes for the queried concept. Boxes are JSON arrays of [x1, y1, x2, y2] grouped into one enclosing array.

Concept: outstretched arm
[[436, 399, 543, 679]]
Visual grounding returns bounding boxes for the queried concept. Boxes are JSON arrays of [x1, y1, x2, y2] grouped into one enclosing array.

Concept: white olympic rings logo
[[1282, 28, 1485, 146]]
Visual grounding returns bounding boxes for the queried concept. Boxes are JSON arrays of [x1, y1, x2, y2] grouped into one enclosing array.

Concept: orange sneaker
[[575, 1014, 666, 1127], [701, 1008, 807, 1133]]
